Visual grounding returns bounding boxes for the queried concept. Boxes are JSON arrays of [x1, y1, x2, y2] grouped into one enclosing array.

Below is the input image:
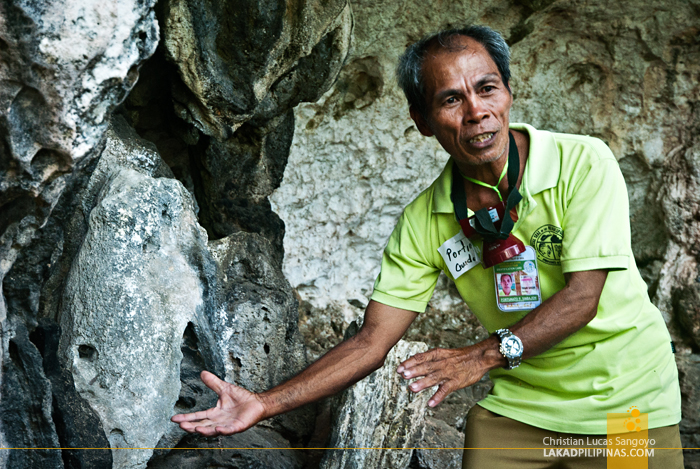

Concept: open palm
[[171, 371, 266, 436]]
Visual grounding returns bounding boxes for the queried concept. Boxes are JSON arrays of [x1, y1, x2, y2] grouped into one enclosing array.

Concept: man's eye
[[445, 97, 457, 104], [482, 86, 495, 93]]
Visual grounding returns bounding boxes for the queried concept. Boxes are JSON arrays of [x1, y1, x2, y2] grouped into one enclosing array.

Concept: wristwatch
[[495, 329, 523, 370]]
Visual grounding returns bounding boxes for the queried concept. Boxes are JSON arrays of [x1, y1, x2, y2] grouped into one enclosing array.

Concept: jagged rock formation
[[208, 231, 313, 439], [320, 339, 431, 469], [1, 0, 159, 466], [0, 0, 159, 320], [57, 118, 214, 468], [0, 0, 351, 466], [162, 0, 352, 140]]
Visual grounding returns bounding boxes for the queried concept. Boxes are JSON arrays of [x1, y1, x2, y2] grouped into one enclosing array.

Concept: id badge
[[494, 246, 542, 312]]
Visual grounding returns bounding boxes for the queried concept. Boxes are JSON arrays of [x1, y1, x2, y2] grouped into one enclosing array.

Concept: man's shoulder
[[512, 123, 617, 175], [548, 131, 616, 164]]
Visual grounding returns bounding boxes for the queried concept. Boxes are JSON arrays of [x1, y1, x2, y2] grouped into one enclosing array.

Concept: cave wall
[[0, 0, 352, 467]]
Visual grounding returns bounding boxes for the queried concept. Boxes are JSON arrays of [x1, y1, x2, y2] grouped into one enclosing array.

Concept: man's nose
[[462, 97, 489, 124]]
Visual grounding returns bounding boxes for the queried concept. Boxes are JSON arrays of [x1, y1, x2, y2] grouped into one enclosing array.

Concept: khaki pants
[[462, 405, 683, 469]]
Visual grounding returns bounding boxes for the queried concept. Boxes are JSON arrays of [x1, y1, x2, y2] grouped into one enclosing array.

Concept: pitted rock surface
[[319, 339, 431, 469], [58, 123, 209, 469], [0, 0, 159, 311], [162, 0, 352, 139], [209, 231, 313, 439]]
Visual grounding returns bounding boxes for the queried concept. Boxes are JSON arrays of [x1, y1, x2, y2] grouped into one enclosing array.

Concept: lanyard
[[461, 159, 508, 202], [451, 131, 522, 242]]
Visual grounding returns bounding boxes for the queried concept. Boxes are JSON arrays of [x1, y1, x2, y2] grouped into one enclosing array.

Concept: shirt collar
[[431, 123, 561, 214]]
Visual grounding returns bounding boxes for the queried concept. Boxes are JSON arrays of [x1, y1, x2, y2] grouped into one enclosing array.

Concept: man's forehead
[[424, 35, 489, 63], [421, 37, 499, 91], [422, 38, 497, 78]]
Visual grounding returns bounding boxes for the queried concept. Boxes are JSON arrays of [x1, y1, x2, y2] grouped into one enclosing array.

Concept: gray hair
[[396, 26, 511, 117]]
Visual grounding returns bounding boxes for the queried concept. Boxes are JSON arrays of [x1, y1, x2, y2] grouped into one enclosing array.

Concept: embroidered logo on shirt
[[530, 224, 563, 265]]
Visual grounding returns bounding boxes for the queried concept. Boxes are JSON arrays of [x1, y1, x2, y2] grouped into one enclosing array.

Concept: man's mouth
[[469, 132, 495, 143]]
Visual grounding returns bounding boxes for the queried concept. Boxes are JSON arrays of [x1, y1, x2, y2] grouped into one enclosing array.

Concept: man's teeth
[[469, 132, 494, 143]]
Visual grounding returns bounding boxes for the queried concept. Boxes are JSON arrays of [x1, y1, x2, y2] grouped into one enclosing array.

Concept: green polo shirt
[[371, 123, 681, 434]]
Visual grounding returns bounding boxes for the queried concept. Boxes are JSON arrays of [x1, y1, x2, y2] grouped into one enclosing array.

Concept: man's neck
[[456, 129, 530, 212], [455, 148, 509, 189]]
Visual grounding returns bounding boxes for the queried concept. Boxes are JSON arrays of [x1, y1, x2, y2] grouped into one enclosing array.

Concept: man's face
[[411, 37, 513, 168], [501, 274, 512, 290]]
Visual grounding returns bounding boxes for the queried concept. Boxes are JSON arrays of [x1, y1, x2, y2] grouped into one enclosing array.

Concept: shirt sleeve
[[371, 210, 441, 313], [560, 149, 632, 273]]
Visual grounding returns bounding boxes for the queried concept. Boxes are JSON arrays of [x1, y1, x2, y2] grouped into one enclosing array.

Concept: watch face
[[503, 336, 523, 357]]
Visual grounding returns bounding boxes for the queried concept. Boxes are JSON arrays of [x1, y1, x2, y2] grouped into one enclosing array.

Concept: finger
[[171, 408, 214, 423], [428, 382, 454, 407], [400, 348, 447, 372], [398, 351, 429, 372], [201, 370, 227, 394], [408, 375, 442, 393], [400, 360, 441, 379]]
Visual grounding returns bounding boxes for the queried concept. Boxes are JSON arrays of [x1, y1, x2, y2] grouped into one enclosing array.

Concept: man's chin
[[456, 148, 507, 166]]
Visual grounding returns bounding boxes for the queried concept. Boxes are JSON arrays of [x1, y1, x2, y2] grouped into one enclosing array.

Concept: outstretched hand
[[396, 344, 498, 408], [171, 371, 266, 436]]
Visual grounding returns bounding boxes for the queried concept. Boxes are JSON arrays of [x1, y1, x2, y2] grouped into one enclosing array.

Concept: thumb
[[201, 370, 227, 394]]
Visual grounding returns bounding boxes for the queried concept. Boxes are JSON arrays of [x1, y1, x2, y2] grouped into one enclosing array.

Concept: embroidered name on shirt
[[438, 230, 481, 279]]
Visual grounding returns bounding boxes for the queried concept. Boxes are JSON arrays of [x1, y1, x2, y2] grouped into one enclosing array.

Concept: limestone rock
[[147, 427, 303, 469], [151, 322, 221, 456], [58, 120, 210, 469], [195, 112, 294, 250], [208, 231, 313, 438], [0, 4, 158, 455], [0, 0, 158, 163], [409, 417, 464, 469], [320, 339, 431, 469], [0, 321, 62, 469], [32, 320, 113, 469], [162, 0, 352, 139], [0, 0, 159, 314]]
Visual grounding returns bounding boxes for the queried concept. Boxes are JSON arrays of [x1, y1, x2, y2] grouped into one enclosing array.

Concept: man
[[173, 26, 683, 468], [500, 274, 513, 296]]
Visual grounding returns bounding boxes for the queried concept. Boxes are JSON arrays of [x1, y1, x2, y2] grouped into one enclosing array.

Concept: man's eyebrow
[[475, 73, 502, 89]]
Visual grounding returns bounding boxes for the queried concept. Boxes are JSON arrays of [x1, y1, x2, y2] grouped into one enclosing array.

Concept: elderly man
[[173, 25, 683, 468]]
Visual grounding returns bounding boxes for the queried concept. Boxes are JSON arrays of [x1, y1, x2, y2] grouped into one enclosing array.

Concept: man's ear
[[409, 106, 434, 137]]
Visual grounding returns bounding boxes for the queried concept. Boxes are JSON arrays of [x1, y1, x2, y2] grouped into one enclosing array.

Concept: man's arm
[[171, 300, 418, 436], [398, 269, 608, 407]]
